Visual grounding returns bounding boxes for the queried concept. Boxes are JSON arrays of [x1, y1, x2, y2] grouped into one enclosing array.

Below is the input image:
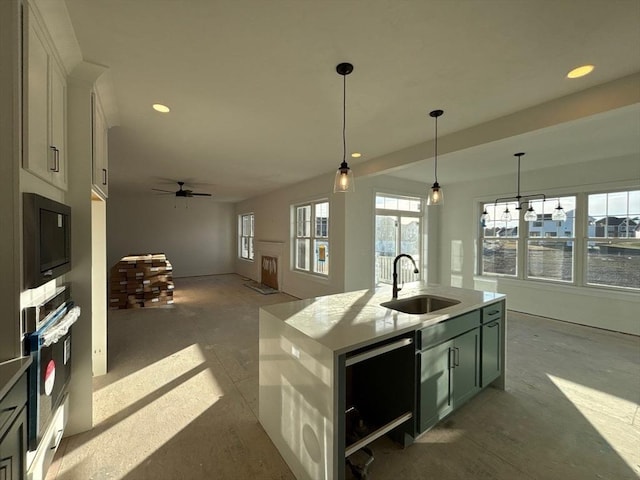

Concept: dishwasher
[[340, 332, 415, 479]]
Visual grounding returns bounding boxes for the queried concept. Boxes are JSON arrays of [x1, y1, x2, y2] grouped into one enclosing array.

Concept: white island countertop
[[260, 283, 505, 355]]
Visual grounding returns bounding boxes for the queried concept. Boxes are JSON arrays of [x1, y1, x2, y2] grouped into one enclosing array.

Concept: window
[[238, 213, 254, 260], [586, 190, 639, 289], [375, 194, 422, 285], [526, 197, 576, 282], [480, 201, 519, 277], [479, 190, 639, 291], [294, 200, 329, 275]]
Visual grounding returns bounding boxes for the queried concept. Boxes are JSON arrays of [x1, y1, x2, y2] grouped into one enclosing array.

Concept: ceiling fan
[[152, 181, 212, 198]]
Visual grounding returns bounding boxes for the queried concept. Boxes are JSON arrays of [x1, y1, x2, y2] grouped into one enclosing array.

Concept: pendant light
[[552, 198, 567, 222], [333, 62, 355, 193], [492, 152, 546, 221], [427, 109, 444, 206]]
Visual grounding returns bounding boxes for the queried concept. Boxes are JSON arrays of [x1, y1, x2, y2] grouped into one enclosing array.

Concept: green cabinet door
[[481, 319, 502, 387], [0, 406, 27, 480], [418, 340, 453, 433], [452, 328, 480, 407]]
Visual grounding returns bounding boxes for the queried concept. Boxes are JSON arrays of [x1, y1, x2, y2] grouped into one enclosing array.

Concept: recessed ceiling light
[[567, 65, 594, 79], [351, 152, 361, 158], [152, 103, 170, 113]]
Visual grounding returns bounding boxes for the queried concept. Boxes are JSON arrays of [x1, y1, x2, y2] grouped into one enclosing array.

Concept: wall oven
[[23, 285, 80, 479]]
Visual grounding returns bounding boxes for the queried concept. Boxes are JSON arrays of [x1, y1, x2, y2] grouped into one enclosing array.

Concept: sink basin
[[381, 295, 460, 314]]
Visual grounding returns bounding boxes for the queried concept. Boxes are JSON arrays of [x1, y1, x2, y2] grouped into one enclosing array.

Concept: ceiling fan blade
[[190, 193, 212, 196], [152, 188, 175, 193]]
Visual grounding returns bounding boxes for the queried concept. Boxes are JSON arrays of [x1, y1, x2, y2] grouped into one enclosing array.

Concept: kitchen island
[[259, 284, 505, 480]]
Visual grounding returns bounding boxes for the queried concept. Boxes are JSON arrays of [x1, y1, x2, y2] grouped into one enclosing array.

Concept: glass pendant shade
[[524, 205, 537, 222], [480, 209, 490, 223], [552, 204, 567, 222], [427, 182, 443, 206], [333, 162, 355, 193], [501, 207, 512, 222]]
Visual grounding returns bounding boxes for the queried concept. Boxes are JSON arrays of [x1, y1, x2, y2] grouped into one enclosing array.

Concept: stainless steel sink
[[381, 295, 460, 314]]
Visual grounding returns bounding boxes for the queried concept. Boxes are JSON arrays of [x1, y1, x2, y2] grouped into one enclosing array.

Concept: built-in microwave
[[23, 193, 72, 288]]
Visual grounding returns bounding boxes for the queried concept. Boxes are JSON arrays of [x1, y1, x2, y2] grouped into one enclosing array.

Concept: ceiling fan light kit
[[152, 181, 212, 198]]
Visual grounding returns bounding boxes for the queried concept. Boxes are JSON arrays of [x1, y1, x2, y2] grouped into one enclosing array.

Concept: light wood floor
[[47, 274, 639, 480]]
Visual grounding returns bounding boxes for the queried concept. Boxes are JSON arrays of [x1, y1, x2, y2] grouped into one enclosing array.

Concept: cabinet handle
[[102, 168, 107, 185], [49, 146, 57, 171], [55, 148, 60, 172], [487, 322, 499, 328], [454, 347, 460, 367], [487, 310, 500, 315], [448, 348, 455, 369]]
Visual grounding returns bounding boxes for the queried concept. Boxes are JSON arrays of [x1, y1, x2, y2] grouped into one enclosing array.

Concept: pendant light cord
[[342, 72, 347, 165], [434, 115, 438, 183]]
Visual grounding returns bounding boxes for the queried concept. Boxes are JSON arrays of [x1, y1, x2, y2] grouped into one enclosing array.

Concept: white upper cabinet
[[92, 92, 109, 198], [23, 3, 67, 190]]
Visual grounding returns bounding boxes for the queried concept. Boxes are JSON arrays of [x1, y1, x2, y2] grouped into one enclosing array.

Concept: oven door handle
[[41, 306, 81, 347]]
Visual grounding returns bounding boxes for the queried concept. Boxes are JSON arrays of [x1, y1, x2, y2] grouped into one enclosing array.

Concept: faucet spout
[[392, 254, 419, 299]]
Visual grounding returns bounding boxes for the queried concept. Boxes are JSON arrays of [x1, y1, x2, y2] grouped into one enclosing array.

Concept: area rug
[[244, 280, 279, 295]]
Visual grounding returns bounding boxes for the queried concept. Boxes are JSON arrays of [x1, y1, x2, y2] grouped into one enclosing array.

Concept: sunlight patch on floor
[[58, 344, 224, 479], [546, 374, 640, 472], [93, 344, 215, 423]]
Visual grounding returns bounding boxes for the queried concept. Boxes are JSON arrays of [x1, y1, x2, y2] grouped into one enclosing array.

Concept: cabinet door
[[452, 328, 480, 407], [25, 17, 51, 179], [49, 62, 67, 190], [92, 94, 108, 197], [418, 340, 453, 434], [0, 407, 27, 480], [481, 319, 501, 387]]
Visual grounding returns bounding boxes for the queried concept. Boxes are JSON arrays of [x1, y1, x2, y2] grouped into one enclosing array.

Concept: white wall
[[107, 191, 235, 277], [235, 172, 346, 299], [438, 154, 640, 335], [234, 171, 431, 299]]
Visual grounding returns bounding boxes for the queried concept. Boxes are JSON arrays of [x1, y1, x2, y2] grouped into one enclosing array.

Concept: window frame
[[238, 212, 254, 261], [292, 199, 330, 277], [374, 193, 424, 286], [477, 188, 639, 292]]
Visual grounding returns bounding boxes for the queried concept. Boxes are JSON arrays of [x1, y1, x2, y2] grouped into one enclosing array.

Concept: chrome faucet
[[392, 254, 419, 299]]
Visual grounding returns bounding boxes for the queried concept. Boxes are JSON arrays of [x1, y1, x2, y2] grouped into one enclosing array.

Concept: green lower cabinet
[[481, 318, 502, 387], [418, 327, 480, 434], [418, 340, 453, 433], [452, 328, 480, 407]]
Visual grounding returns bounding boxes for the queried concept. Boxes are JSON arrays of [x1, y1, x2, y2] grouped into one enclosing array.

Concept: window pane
[[296, 206, 311, 237], [295, 239, 309, 271], [315, 202, 329, 238], [314, 240, 329, 275], [376, 194, 421, 212], [375, 216, 397, 257], [527, 240, 573, 282], [482, 239, 517, 276], [589, 191, 640, 239], [248, 237, 254, 260], [400, 217, 420, 256], [482, 202, 519, 238], [241, 237, 248, 258], [526, 197, 575, 237], [586, 241, 640, 289]]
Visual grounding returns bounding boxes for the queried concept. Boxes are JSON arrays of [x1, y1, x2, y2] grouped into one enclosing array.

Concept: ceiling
[[60, 0, 640, 202]]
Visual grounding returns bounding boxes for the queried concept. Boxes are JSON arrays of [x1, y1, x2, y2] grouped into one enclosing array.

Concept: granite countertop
[[261, 283, 505, 354], [0, 356, 32, 400]]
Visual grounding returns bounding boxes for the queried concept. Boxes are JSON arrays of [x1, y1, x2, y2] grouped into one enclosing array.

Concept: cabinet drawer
[[0, 373, 27, 435], [418, 310, 480, 350], [482, 302, 503, 324]]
